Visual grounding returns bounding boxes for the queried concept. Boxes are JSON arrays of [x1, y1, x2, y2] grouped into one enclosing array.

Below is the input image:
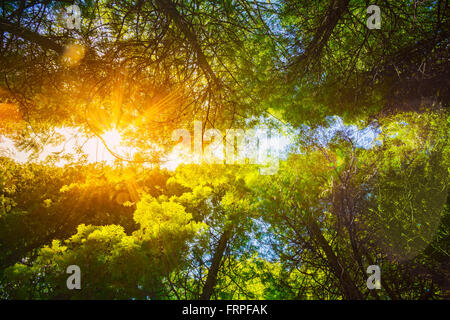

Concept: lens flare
[[101, 128, 122, 151]]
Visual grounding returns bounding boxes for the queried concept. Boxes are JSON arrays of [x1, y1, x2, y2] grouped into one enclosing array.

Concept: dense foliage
[[0, 0, 448, 299]]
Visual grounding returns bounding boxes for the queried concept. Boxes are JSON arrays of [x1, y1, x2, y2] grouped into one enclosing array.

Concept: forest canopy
[[0, 0, 448, 300]]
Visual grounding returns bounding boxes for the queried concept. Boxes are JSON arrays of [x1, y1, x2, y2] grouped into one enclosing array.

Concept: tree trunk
[[307, 218, 363, 299], [200, 230, 230, 300]]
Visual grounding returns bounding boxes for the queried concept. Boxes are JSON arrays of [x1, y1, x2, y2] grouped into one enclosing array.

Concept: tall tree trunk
[[200, 230, 230, 300], [307, 218, 363, 300]]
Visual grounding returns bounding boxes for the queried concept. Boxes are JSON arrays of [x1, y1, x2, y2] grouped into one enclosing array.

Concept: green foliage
[[0, 0, 448, 300]]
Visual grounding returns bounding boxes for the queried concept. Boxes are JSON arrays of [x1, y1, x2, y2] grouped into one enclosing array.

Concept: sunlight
[[0, 126, 143, 165], [94, 127, 130, 163], [101, 128, 123, 151]]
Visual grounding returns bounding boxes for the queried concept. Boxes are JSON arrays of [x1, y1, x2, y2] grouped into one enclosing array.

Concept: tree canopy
[[0, 0, 448, 300]]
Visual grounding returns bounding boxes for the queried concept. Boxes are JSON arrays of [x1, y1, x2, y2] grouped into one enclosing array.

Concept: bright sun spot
[[83, 127, 136, 164], [102, 128, 122, 150]]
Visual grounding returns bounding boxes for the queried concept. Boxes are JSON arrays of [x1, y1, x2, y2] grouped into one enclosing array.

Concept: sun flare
[[79, 127, 128, 163], [101, 128, 122, 151]]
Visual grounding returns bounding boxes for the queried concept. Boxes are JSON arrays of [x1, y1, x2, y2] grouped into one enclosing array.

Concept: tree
[[0, 0, 448, 300]]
